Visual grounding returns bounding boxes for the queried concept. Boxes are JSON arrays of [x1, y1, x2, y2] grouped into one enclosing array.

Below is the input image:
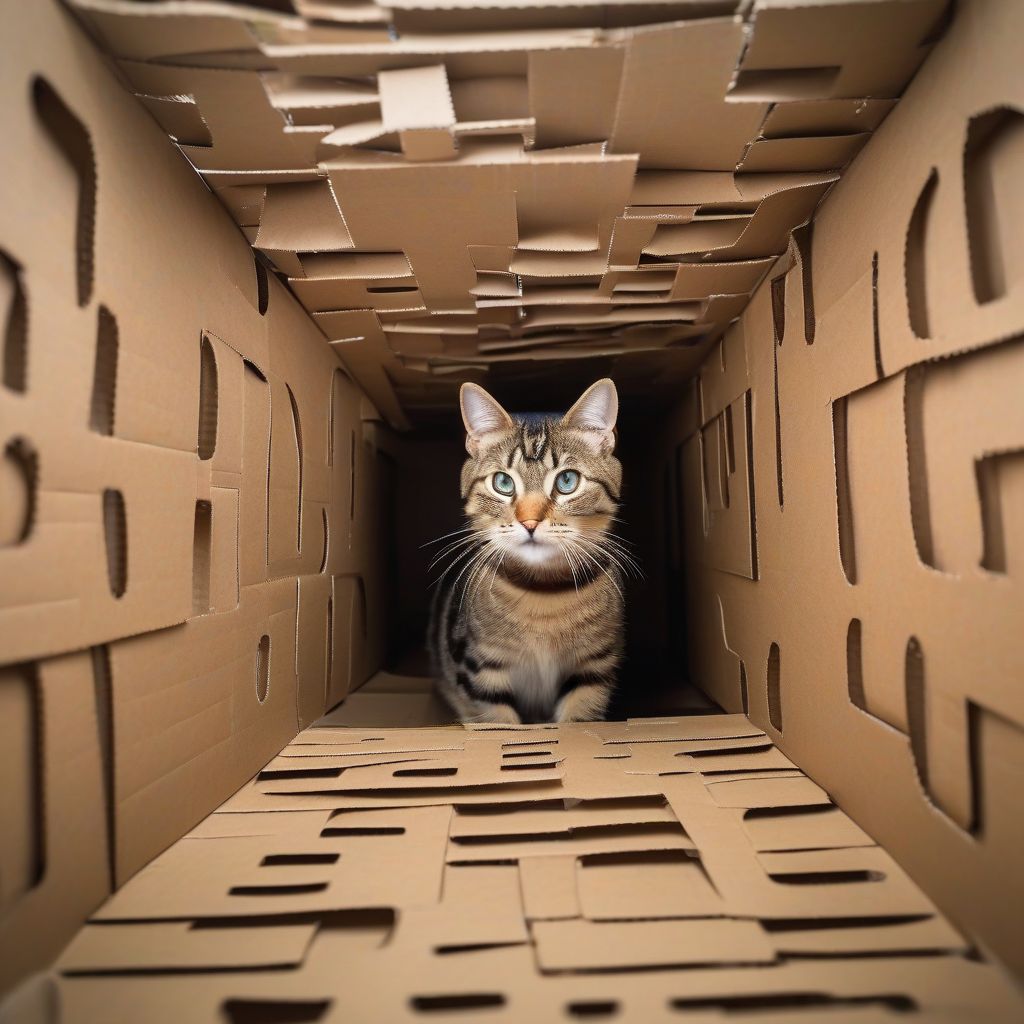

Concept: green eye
[[492, 472, 515, 496], [555, 470, 580, 495]]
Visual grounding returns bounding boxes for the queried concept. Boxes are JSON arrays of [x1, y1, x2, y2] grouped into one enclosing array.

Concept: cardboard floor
[[33, 707, 1024, 1023]]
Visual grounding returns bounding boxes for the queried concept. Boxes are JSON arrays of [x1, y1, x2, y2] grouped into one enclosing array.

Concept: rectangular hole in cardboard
[[744, 390, 759, 580], [739, 661, 749, 714], [903, 368, 935, 568], [197, 335, 218, 460], [904, 169, 938, 339], [191, 500, 212, 616], [31, 77, 95, 308], [793, 222, 815, 345], [871, 252, 884, 378], [90, 644, 116, 891], [964, 107, 1024, 304], [832, 396, 856, 584], [1, 250, 27, 392], [976, 449, 1024, 574], [773, 335, 784, 508], [410, 994, 505, 1013], [768, 869, 885, 885], [567, 1001, 619, 1017], [770, 274, 786, 345], [671, 994, 916, 1013], [767, 642, 782, 733], [222, 999, 330, 1024], [258, 766, 343, 781], [319, 508, 329, 574], [254, 254, 269, 317], [846, 618, 866, 711], [256, 634, 271, 704], [1, 438, 37, 547], [102, 488, 127, 599], [260, 853, 339, 867], [320, 826, 406, 837], [90, 306, 118, 436], [229, 883, 329, 897], [0, 663, 44, 916], [324, 593, 334, 709], [286, 383, 304, 550]]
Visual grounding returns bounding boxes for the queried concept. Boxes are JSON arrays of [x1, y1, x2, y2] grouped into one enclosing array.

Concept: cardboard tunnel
[[1, 0, 1023, 1019]]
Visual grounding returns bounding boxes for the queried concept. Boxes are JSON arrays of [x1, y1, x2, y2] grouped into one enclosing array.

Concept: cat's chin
[[508, 539, 562, 568]]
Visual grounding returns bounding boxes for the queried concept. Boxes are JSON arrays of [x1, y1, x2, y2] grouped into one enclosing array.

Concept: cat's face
[[457, 379, 622, 576]]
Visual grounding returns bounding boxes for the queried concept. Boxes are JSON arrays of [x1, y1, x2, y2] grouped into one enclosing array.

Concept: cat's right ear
[[460, 382, 513, 456]]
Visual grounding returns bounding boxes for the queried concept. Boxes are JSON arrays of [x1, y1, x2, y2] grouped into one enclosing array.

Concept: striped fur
[[428, 380, 629, 724]]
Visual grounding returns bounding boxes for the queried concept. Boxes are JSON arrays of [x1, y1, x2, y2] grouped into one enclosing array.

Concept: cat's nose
[[520, 519, 539, 535]]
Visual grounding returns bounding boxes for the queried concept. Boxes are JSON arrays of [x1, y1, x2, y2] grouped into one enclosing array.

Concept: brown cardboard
[[30, 717, 1024, 1022], [2, 0, 1023, 1014]]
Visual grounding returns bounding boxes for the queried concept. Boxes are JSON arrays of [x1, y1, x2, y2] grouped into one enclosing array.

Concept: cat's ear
[[460, 382, 514, 455], [561, 378, 618, 452]]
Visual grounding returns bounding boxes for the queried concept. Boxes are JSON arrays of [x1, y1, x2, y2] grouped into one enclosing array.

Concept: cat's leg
[[554, 656, 620, 723]]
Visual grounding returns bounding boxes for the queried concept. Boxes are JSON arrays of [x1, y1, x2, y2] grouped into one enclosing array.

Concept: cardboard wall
[[670, 0, 1024, 974], [0, 0, 389, 991]]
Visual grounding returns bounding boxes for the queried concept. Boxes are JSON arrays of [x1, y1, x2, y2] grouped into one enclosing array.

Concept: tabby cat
[[428, 379, 631, 724]]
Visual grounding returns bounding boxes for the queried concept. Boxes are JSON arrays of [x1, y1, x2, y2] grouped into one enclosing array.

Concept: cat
[[428, 378, 632, 725]]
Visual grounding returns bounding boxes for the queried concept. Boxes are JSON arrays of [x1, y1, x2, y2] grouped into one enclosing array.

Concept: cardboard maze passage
[[0, 0, 392, 990], [668, 0, 1024, 978], [68, 0, 947, 424], [39, 716, 1022, 1022]]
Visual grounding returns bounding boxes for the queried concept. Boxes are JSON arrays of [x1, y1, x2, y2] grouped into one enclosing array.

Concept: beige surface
[[40, 715, 1023, 1022]]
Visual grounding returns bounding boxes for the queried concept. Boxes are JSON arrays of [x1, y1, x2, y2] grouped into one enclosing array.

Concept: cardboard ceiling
[[70, 0, 947, 426]]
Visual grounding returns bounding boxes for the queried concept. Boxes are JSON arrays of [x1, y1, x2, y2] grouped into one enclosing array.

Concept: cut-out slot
[[502, 749, 554, 759], [671, 994, 915, 1013], [261, 853, 339, 867], [567, 1001, 619, 1018], [223, 999, 330, 1024], [32, 78, 96, 308], [90, 306, 118, 436], [102, 488, 127, 599], [904, 368, 935, 568], [964, 107, 1024, 304], [499, 760, 559, 771], [1, 437, 37, 547], [730, 66, 841, 101], [366, 285, 418, 294], [392, 766, 458, 778], [793, 222, 815, 345], [254, 254, 269, 316], [319, 508, 329, 574], [739, 661, 749, 715], [773, 337, 784, 507], [411, 994, 505, 1013], [846, 618, 866, 711], [724, 402, 736, 474], [1, 251, 27, 393], [871, 252, 884, 378], [0, 663, 44, 916], [286, 383, 304, 550], [229, 883, 328, 897], [766, 642, 782, 733], [906, 636, 943, 821], [197, 334, 218, 460], [744, 390, 758, 580], [258, 766, 342, 781], [770, 274, 786, 345], [191, 500, 212, 616], [905, 170, 938, 339], [976, 450, 1024, 573], [769, 869, 884, 885], [256, 634, 271, 704], [321, 826, 406, 837], [90, 644, 116, 890], [832, 397, 856, 584]]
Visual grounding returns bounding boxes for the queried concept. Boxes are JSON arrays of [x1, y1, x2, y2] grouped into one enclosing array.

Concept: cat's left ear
[[460, 382, 514, 456], [561, 378, 618, 452]]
